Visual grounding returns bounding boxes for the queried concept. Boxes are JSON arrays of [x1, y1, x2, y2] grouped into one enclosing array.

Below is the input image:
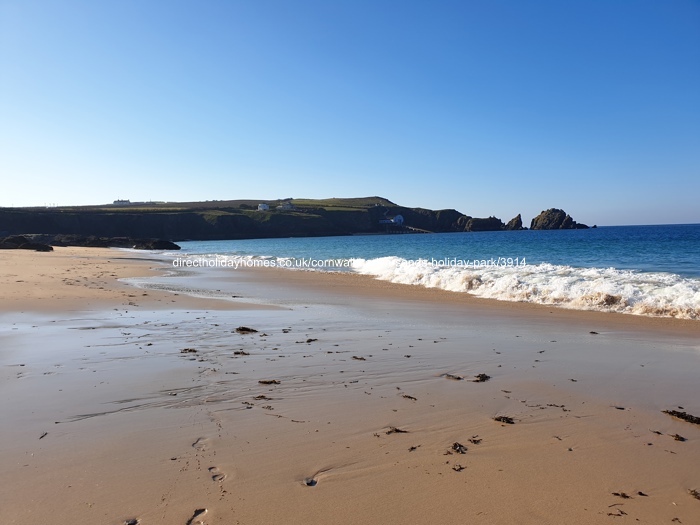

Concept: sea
[[166, 224, 700, 320]]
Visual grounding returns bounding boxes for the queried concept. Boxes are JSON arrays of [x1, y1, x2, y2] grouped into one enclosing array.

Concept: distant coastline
[[0, 196, 591, 244]]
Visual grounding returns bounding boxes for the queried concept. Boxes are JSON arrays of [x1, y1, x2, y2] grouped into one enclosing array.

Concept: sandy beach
[[1, 247, 699, 525]]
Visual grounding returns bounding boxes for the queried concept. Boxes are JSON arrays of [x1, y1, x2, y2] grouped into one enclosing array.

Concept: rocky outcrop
[[504, 214, 524, 230], [0, 199, 593, 241], [3, 235, 30, 246], [19, 242, 54, 252], [530, 209, 589, 230], [464, 217, 505, 232], [131, 239, 181, 250], [0, 235, 53, 251], [4, 234, 180, 250]]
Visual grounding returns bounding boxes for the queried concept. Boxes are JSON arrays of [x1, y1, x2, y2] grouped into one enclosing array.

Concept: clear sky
[[1, 0, 698, 225]]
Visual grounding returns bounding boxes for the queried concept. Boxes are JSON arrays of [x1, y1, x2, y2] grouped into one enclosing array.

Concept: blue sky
[[1, 0, 698, 225]]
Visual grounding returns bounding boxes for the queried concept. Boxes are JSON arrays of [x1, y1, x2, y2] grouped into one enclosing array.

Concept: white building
[[379, 215, 404, 225], [257, 203, 270, 211]]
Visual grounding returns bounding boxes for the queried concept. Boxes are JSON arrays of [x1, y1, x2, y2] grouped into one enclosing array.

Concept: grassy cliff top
[[12, 196, 396, 212]]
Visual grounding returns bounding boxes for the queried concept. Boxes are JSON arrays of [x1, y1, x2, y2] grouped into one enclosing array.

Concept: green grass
[[291, 197, 394, 208], [13, 196, 396, 213]]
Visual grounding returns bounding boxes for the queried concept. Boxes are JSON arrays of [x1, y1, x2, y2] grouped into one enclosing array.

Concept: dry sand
[[1, 248, 699, 524]]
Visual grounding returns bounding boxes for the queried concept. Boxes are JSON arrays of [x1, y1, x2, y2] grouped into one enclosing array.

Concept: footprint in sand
[[185, 508, 207, 525], [192, 437, 210, 452], [208, 466, 226, 482]]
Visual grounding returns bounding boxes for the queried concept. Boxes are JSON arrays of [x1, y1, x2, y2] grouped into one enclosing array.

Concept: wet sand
[[1, 248, 699, 524]]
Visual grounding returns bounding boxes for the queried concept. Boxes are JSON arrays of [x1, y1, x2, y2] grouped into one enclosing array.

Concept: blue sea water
[[170, 224, 700, 319]]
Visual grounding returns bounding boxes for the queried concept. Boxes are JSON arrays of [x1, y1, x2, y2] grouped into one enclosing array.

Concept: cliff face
[[0, 209, 347, 240], [379, 207, 466, 232], [530, 209, 589, 230], [0, 203, 464, 240], [0, 199, 592, 241]]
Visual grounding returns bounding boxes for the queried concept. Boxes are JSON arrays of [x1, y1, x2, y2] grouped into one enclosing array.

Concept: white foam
[[350, 257, 700, 320]]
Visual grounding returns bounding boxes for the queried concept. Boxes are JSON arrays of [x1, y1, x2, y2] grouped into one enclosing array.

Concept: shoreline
[[1, 247, 699, 524], [168, 236, 700, 322], [233, 265, 700, 336], [0, 247, 275, 312], [145, 250, 700, 338]]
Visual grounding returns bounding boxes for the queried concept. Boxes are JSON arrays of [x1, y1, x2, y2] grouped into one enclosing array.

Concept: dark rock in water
[[530, 208, 589, 230], [473, 373, 491, 383], [504, 214, 523, 230], [464, 216, 505, 232], [236, 326, 258, 334]]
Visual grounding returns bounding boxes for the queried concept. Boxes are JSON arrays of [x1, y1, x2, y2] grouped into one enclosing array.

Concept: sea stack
[[530, 209, 589, 230]]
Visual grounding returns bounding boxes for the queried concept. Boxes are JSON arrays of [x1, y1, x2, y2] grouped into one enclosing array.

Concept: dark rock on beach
[[530, 209, 589, 230], [663, 410, 700, 425], [452, 442, 468, 454], [1, 234, 179, 250], [131, 239, 181, 250], [0, 236, 53, 251], [19, 242, 53, 251], [2, 235, 30, 246]]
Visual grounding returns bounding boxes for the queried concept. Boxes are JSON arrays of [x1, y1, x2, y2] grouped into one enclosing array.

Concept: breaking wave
[[350, 257, 700, 320]]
